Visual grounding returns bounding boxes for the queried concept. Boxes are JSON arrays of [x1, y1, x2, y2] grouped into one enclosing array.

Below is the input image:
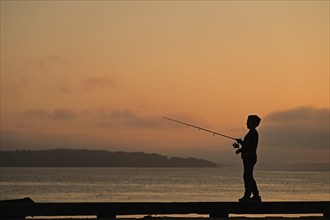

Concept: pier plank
[[0, 200, 329, 219]]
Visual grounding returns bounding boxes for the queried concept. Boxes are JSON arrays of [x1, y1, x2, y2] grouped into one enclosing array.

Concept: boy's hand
[[236, 139, 243, 145]]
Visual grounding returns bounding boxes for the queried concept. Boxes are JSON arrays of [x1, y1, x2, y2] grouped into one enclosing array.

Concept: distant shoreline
[[0, 149, 217, 168]]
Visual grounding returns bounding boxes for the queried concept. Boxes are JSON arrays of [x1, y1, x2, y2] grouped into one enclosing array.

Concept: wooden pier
[[0, 198, 329, 219]]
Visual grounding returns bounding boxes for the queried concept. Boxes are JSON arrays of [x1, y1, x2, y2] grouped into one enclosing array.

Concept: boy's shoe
[[238, 196, 252, 202], [251, 195, 262, 202]]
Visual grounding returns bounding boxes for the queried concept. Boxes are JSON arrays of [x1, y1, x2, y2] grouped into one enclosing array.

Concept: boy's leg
[[243, 160, 254, 197], [250, 169, 262, 201], [250, 161, 261, 202], [251, 177, 259, 196]]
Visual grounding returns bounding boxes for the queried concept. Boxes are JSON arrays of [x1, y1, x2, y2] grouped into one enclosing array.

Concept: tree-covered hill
[[0, 149, 216, 167]]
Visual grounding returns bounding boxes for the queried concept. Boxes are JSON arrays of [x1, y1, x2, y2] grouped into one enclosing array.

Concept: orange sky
[[1, 1, 329, 167]]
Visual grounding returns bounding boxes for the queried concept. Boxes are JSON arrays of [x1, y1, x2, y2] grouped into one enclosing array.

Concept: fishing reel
[[233, 143, 240, 149], [233, 142, 241, 155]]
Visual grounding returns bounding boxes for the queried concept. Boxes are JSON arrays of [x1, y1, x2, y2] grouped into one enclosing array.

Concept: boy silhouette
[[235, 115, 262, 202]]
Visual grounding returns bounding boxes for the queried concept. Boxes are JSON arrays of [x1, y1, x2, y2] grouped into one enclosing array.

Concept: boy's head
[[247, 115, 261, 129]]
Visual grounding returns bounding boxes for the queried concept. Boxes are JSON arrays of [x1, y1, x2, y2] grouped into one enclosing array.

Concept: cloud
[[21, 108, 76, 120], [19, 108, 161, 127], [51, 76, 117, 95], [260, 106, 329, 162], [22, 109, 51, 119], [264, 106, 328, 124], [82, 76, 116, 91], [53, 108, 76, 120], [98, 109, 162, 128]]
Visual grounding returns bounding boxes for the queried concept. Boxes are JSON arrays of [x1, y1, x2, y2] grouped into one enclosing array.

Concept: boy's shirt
[[241, 129, 259, 160]]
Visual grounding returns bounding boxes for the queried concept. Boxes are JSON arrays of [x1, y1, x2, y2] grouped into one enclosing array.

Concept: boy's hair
[[248, 115, 261, 127]]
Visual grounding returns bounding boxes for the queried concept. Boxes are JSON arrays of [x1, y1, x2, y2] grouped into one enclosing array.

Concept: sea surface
[[0, 167, 329, 202]]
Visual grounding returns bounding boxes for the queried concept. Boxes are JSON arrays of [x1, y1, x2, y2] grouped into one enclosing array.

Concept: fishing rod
[[162, 117, 237, 141]]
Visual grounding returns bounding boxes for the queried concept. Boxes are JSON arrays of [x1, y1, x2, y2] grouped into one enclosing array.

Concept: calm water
[[0, 168, 329, 202]]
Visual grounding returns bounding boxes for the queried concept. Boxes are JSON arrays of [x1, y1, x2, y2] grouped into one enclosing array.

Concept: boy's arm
[[235, 139, 244, 154], [236, 138, 243, 145]]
